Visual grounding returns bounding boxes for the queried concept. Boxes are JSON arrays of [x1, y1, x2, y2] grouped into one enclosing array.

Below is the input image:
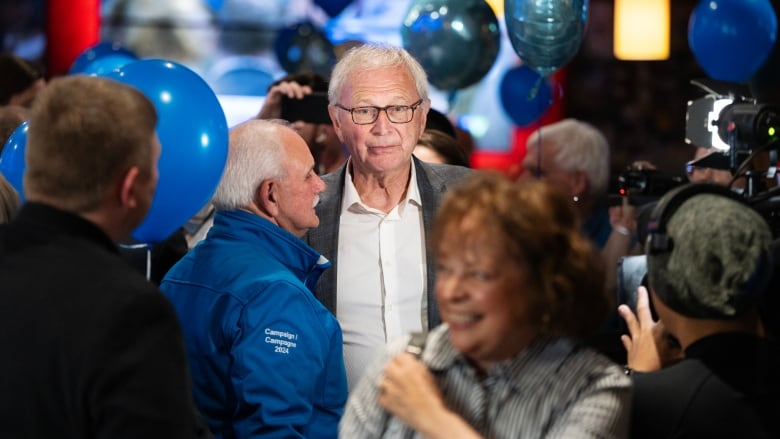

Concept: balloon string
[[553, 79, 564, 102], [534, 75, 546, 178], [446, 89, 458, 112], [526, 76, 543, 102], [535, 120, 543, 178], [145, 246, 152, 281]]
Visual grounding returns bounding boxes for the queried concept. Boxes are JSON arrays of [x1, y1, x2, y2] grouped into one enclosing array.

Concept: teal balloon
[[0, 121, 28, 202], [108, 60, 228, 244], [402, 0, 501, 91], [505, 0, 588, 77]]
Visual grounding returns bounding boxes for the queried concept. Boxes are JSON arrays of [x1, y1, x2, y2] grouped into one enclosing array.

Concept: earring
[[572, 195, 579, 203], [315, 133, 327, 143]]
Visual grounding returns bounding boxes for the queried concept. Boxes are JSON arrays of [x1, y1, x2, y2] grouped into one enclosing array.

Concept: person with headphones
[[618, 183, 779, 438]]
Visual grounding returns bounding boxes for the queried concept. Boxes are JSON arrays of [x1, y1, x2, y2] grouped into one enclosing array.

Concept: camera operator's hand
[[379, 353, 482, 439], [603, 198, 639, 295], [608, 198, 637, 238], [256, 81, 313, 120], [618, 286, 663, 372]]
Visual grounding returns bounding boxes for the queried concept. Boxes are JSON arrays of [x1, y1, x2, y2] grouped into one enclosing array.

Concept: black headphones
[[645, 183, 773, 317]]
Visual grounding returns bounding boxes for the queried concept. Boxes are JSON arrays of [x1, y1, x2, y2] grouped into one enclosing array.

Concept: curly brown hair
[[431, 171, 609, 339]]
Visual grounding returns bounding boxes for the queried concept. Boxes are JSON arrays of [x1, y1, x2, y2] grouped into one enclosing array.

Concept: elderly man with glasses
[[304, 44, 471, 391]]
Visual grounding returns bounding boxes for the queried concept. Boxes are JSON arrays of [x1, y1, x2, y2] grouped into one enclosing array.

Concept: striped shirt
[[340, 324, 632, 438]]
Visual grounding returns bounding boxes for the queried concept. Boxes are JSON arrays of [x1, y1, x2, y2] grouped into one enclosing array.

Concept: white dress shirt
[[337, 162, 427, 390]]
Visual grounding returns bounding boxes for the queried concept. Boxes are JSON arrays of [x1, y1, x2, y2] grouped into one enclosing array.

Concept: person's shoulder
[[633, 358, 710, 387], [525, 341, 631, 393], [565, 343, 630, 381], [416, 161, 472, 187], [44, 232, 155, 293], [245, 275, 330, 316], [319, 164, 347, 186], [630, 358, 771, 438], [420, 161, 471, 176], [630, 358, 713, 411]]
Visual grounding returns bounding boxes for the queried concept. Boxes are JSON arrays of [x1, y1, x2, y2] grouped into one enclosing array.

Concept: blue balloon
[[402, 0, 501, 91], [108, 60, 228, 244], [69, 42, 138, 76], [0, 121, 27, 201], [505, 0, 588, 78], [208, 56, 275, 96], [500, 65, 553, 126], [689, 0, 778, 83], [204, 0, 224, 12]]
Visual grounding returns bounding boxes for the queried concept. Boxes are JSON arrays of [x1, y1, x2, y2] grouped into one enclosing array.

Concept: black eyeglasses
[[335, 99, 424, 125]]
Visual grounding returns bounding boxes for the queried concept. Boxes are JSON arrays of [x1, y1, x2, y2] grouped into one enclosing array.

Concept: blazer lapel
[[305, 164, 347, 315]]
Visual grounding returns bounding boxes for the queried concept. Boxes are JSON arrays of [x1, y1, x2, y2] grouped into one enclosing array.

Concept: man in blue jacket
[[161, 119, 346, 438]]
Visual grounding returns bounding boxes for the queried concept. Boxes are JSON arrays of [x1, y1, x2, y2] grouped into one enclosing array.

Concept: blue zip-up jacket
[[160, 209, 347, 439]]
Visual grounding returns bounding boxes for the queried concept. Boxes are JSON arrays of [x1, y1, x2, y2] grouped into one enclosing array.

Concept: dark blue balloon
[[500, 66, 553, 126], [314, 0, 353, 17], [69, 42, 138, 76], [0, 121, 27, 201], [689, 0, 778, 83], [401, 0, 501, 91], [505, 0, 588, 78], [108, 60, 228, 244], [274, 21, 336, 78]]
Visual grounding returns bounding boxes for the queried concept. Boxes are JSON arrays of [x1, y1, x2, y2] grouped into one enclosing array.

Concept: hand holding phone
[[280, 92, 332, 125]]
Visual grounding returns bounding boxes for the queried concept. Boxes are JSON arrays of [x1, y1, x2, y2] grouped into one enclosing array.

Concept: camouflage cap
[[647, 193, 773, 318]]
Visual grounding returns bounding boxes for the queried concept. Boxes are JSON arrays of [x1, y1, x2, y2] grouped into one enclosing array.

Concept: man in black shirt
[[619, 183, 778, 438]]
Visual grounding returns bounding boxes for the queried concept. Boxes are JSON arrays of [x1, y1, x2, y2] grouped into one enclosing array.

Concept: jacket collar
[[210, 209, 330, 291]]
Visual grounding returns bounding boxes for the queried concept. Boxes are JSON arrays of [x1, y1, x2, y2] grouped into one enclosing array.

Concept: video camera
[[617, 167, 687, 206], [684, 78, 780, 235], [684, 79, 780, 194], [617, 78, 780, 312]]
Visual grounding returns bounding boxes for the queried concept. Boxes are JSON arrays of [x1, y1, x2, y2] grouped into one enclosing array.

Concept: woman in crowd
[[413, 128, 470, 168], [340, 171, 632, 438]]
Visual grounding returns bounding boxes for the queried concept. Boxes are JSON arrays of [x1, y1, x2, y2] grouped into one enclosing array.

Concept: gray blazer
[[305, 156, 471, 329]]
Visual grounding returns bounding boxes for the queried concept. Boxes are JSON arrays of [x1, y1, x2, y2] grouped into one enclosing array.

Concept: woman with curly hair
[[340, 171, 631, 438]]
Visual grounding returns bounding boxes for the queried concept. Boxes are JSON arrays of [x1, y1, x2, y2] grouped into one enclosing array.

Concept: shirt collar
[[340, 157, 422, 214]]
